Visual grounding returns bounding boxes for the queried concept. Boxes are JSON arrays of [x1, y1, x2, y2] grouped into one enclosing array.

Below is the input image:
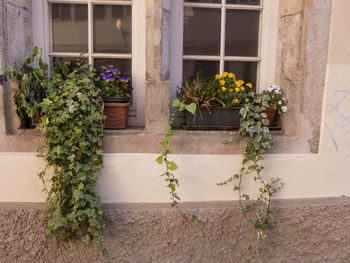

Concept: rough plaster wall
[[1, 199, 350, 263]]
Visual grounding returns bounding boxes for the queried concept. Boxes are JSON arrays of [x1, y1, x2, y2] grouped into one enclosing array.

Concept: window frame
[[169, 0, 279, 100], [32, 0, 146, 127]]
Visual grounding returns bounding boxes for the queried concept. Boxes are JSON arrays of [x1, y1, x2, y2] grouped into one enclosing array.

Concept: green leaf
[[168, 161, 178, 171], [185, 103, 197, 115], [172, 99, 181, 108], [155, 155, 164, 164]]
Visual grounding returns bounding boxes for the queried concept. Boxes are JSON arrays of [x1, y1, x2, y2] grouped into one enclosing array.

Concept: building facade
[[1, 0, 350, 262]]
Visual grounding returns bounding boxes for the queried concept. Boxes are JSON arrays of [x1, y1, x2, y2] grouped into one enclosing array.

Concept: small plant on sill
[[0, 47, 48, 127]]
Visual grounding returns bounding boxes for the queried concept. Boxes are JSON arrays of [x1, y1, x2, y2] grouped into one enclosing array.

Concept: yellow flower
[[228, 88, 233, 93], [246, 83, 253, 88], [228, 73, 234, 78], [235, 81, 241, 88], [106, 79, 110, 83], [235, 87, 240, 92], [215, 74, 221, 79], [222, 72, 228, 78], [245, 98, 249, 102], [240, 86, 245, 91], [233, 99, 238, 104], [221, 87, 227, 92], [223, 103, 226, 107], [238, 80, 244, 85], [220, 80, 225, 85]]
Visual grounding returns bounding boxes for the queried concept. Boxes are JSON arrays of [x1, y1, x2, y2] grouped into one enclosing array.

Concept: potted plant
[[97, 67, 133, 129], [258, 84, 288, 127], [177, 71, 254, 129], [0, 47, 48, 128]]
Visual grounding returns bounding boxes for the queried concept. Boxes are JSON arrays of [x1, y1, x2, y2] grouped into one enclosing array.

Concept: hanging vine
[[38, 64, 108, 254], [156, 99, 198, 224], [219, 93, 284, 259]]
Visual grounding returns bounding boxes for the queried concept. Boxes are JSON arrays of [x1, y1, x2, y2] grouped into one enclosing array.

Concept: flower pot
[[27, 113, 41, 128], [184, 107, 241, 130], [103, 99, 129, 129], [264, 107, 277, 127]]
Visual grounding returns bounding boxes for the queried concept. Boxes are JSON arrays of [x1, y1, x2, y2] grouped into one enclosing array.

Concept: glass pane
[[93, 5, 132, 53], [183, 60, 219, 81], [51, 57, 89, 74], [51, 4, 88, 52], [226, 0, 260, 5], [184, 0, 221, 3], [183, 8, 221, 55], [225, 10, 260, 56], [94, 58, 131, 76], [224, 61, 258, 88]]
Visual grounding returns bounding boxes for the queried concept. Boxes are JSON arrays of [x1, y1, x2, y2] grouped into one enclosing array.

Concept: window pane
[[93, 5, 132, 53], [225, 10, 260, 56], [183, 60, 219, 81], [183, 8, 221, 55], [224, 61, 257, 88], [51, 4, 88, 52], [226, 0, 260, 5], [94, 58, 131, 76], [51, 57, 89, 73], [184, 0, 221, 3]]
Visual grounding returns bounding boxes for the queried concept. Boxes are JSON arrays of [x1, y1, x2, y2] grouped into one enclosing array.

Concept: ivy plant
[[219, 92, 284, 258], [6, 47, 48, 120], [156, 99, 198, 224], [38, 64, 107, 254]]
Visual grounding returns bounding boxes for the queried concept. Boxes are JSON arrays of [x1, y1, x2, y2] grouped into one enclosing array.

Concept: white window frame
[[170, 0, 279, 100], [32, 0, 146, 127]]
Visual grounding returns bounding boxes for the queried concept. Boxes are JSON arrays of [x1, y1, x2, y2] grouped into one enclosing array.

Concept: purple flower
[[29, 91, 35, 102], [20, 64, 29, 72], [0, 74, 7, 85]]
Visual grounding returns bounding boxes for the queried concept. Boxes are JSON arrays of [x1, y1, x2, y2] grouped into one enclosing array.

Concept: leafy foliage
[[156, 99, 198, 224], [6, 47, 48, 119], [38, 64, 107, 254], [219, 92, 285, 259]]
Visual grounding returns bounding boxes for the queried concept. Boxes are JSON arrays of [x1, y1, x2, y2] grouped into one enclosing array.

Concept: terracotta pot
[[103, 102, 129, 129], [264, 107, 277, 127]]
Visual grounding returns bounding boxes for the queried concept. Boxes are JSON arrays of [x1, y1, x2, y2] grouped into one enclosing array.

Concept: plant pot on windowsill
[[183, 106, 241, 130], [264, 106, 277, 127], [103, 97, 129, 129]]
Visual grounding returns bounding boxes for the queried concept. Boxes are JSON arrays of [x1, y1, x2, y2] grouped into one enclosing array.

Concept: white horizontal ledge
[[47, 0, 132, 5], [182, 55, 261, 62], [183, 2, 263, 10], [48, 53, 133, 59]]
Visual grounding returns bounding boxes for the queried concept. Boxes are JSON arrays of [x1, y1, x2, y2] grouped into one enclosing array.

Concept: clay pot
[[103, 101, 129, 129], [264, 107, 277, 127]]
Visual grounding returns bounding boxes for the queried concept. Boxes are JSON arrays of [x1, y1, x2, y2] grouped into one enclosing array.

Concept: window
[[32, 0, 146, 127], [170, 0, 279, 100]]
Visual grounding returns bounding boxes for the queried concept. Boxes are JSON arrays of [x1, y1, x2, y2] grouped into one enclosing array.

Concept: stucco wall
[[1, 198, 350, 263]]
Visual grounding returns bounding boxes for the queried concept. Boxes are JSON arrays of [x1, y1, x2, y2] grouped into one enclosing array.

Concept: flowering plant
[[98, 67, 132, 100], [176, 71, 255, 109], [214, 72, 255, 107], [259, 84, 288, 114]]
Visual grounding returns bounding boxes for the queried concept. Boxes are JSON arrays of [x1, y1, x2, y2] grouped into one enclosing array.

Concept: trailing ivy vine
[[156, 99, 198, 224], [219, 93, 284, 259], [38, 64, 107, 253]]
